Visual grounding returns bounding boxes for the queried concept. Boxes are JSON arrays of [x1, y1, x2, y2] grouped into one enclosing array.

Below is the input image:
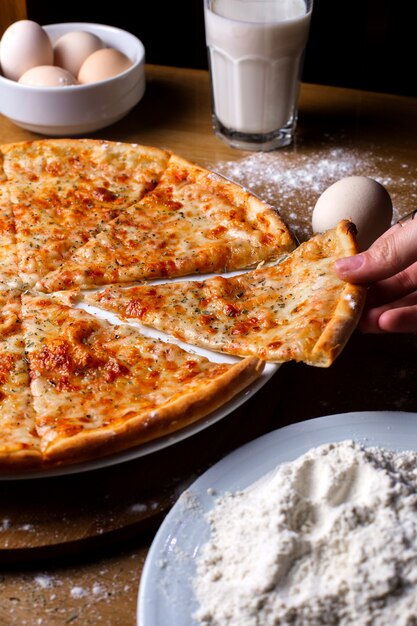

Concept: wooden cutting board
[[0, 370, 284, 563]]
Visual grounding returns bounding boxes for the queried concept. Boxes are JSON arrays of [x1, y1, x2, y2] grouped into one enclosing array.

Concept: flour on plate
[[193, 440, 417, 626]]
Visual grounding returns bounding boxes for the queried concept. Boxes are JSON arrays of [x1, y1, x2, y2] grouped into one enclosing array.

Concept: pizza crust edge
[[0, 448, 43, 471], [307, 221, 367, 367], [41, 356, 265, 466]]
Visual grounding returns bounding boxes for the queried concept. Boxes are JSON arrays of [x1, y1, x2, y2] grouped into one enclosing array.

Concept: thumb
[[335, 219, 417, 283]]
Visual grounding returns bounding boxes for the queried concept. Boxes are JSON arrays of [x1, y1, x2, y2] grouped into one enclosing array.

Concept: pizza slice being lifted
[[85, 221, 366, 367], [22, 292, 264, 465], [36, 154, 296, 293], [0, 139, 170, 287]]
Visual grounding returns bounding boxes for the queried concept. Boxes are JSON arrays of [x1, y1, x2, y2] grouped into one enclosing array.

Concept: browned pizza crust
[[0, 449, 43, 471], [42, 356, 264, 465], [302, 221, 366, 366]]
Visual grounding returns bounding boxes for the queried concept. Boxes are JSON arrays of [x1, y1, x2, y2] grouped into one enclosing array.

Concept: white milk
[[204, 0, 312, 139]]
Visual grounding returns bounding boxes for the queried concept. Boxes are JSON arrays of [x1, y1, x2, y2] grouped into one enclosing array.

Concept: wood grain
[[0, 378, 281, 562]]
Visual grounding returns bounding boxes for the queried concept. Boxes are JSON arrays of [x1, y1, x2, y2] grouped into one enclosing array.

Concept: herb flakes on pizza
[[85, 221, 366, 367], [35, 153, 296, 293], [21, 292, 263, 465], [0, 139, 170, 288]]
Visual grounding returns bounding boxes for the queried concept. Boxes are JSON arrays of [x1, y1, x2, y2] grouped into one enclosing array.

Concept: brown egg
[[77, 48, 133, 84], [53, 31, 103, 77], [18, 65, 77, 87]]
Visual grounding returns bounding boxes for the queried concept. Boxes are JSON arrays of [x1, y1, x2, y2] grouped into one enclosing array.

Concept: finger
[[359, 291, 417, 333], [365, 260, 417, 307], [358, 308, 387, 333], [335, 218, 417, 283], [378, 305, 417, 333]]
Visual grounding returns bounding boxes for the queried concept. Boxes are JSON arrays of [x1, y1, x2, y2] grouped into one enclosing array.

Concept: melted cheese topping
[[36, 154, 296, 292], [0, 140, 170, 287], [87, 226, 364, 365], [0, 186, 20, 289], [0, 289, 40, 455], [22, 293, 243, 454]]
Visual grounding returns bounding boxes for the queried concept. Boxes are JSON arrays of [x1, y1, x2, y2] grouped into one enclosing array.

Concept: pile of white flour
[[193, 440, 417, 626]]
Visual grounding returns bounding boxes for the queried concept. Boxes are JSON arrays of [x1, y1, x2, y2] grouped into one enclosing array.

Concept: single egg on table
[[78, 48, 133, 84], [18, 65, 77, 87], [0, 20, 54, 81], [53, 30, 104, 78], [312, 176, 393, 250]]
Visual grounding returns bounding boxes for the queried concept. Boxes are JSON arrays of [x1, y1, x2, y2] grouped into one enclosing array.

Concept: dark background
[[27, 0, 416, 98]]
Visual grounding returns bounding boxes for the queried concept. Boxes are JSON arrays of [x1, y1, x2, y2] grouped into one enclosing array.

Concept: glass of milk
[[204, 0, 313, 150]]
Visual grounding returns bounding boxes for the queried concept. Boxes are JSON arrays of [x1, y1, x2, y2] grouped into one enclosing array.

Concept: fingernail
[[335, 254, 365, 273]]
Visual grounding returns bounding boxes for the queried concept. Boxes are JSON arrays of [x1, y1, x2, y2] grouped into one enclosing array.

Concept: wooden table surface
[[1, 64, 417, 625]]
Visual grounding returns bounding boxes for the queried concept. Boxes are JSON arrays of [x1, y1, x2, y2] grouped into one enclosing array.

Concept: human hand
[[335, 215, 417, 333]]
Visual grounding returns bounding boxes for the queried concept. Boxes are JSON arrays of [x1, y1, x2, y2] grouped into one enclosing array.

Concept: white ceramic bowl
[[0, 22, 146, 135]]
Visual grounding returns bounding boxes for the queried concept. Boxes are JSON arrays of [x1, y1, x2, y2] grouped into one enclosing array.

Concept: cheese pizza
[[0, 138, 363, 471]]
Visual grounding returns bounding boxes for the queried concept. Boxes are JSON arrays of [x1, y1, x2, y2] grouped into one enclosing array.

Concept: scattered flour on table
[[34, 574, 55, 589], [70, 585, 88, 599], [193, 440, 417, 626], [212, 147, 417, 241]]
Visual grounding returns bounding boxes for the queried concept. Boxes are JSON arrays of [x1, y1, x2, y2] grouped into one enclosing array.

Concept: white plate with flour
[[137, 410, 417, 625]]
